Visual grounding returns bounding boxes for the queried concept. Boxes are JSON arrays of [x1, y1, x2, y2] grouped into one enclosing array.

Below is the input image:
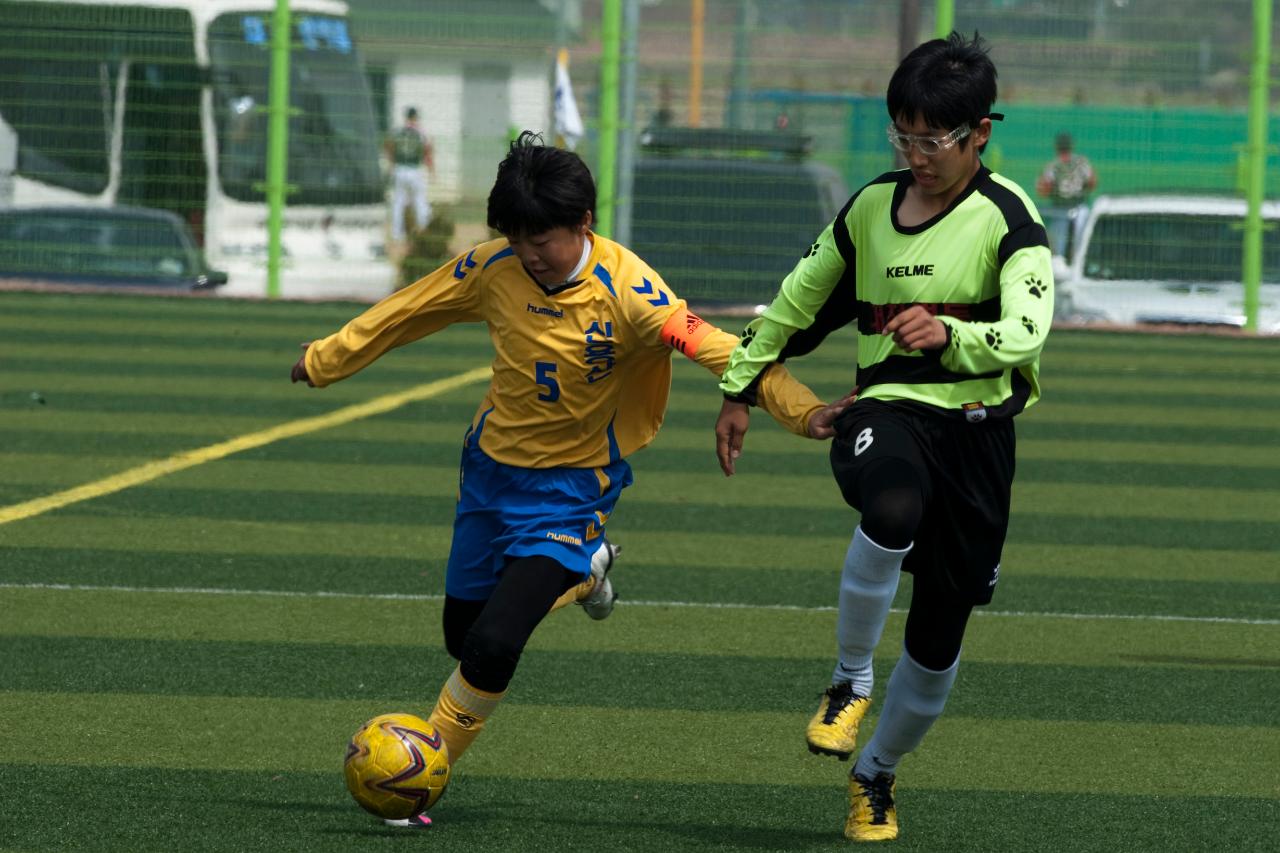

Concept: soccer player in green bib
[[293, 131, 850, 827], [715, 33, 1054, 842]]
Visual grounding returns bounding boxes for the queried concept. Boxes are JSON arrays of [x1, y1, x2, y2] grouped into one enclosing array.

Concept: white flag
[[553, 48, 584, 150]]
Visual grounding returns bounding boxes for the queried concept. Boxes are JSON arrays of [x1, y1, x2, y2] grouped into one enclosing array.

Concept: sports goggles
[[885, 123, 972, 156]]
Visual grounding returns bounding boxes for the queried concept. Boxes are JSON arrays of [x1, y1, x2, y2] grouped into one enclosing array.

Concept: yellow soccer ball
[[343, 713, 451, 819]]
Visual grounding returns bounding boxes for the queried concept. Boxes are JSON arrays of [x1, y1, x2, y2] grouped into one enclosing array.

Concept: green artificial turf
[[0, 291, 1276, 851]]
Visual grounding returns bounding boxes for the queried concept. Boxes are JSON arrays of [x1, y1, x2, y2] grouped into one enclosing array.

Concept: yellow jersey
[[305, 233, 824, 468]]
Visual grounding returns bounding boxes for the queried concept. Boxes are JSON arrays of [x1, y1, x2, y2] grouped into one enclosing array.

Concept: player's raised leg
[[578, 538, 620, 619], [817, 411, 924, 759], [550, 537, 620, 618]]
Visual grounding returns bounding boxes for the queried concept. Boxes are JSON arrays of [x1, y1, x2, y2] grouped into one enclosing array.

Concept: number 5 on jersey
[[535, 361, 560, 402]]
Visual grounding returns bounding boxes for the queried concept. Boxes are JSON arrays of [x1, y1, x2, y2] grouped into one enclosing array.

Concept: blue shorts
[[445, 429, 633, 601]]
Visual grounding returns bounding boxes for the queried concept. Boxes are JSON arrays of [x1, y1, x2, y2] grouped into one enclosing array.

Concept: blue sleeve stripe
[[482, 247, 514, 269]]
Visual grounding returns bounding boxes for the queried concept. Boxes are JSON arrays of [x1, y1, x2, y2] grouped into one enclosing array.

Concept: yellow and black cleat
[[845, 772, 898, 842], [805, 682, 871, 759]]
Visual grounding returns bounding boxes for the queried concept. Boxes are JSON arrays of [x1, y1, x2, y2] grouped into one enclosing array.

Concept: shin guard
[[427, 665, 505, 765], [834, 526, 909, 695]]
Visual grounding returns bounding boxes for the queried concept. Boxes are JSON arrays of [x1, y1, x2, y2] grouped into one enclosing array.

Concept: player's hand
[[807, 389, 858, 439], [883, 306, 948, 352], [290, 342, 315, 386], [714, 399, 751, 477]]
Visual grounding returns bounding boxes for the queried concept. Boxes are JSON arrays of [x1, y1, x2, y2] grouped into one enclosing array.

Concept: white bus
[[0, 0, 395, 299]]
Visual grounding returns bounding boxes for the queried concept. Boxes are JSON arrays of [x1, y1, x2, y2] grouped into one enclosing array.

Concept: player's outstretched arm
[[297, 245, 486, 389], [716, 380, 855, 476]]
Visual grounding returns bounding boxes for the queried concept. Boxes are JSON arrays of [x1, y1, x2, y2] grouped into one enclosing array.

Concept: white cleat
[[579, 539, 621, 620], [383, 813, 433, 829]]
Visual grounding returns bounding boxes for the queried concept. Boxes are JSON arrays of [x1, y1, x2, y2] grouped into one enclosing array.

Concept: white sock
[[832, 526, 909, 697], [854, 648, 959, 779]]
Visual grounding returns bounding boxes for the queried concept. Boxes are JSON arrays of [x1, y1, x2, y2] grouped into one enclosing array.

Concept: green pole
[[265, 0, 292, 299], [935, 0, 954, 37], [1241, 0, 1272, 334], [596, 0, 621, 238]]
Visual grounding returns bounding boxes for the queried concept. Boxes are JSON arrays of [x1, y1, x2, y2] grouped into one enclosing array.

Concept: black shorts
[[829, 399, 1016, 605]]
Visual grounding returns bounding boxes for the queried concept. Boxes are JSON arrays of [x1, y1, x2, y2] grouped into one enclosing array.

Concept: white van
[[1055, 194, 1280, 334]]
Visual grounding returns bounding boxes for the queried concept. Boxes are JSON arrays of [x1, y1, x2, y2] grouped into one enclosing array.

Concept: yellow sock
[[549, 575, 596, 613], [426, 666, 505, 766]]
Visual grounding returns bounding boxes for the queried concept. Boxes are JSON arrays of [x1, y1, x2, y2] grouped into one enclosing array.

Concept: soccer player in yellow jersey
[[715, 34, 1053, 842], [292, 131, 850, 827]]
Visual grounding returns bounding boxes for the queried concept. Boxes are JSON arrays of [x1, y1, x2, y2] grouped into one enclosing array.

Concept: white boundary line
[[1, 581, 1275, 626]]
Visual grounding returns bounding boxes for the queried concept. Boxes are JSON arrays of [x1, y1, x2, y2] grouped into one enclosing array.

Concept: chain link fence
[[0, 0, 1275, 325]]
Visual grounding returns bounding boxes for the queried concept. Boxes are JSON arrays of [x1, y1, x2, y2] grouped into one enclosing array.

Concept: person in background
[[386, 106, 435, 243], [1035, 130, 1097, 255]]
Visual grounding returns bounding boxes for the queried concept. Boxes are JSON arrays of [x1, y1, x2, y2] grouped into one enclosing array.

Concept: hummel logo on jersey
[[632, 277, 670, 307], [853, 427, 874, 456], [586, 510, 610, 540], [988, 563, 1001, 587], [526, 303, 564, 318], [802, 241, 821, 258], [453, 249, 478, 279], [885, 264, 935, 278]]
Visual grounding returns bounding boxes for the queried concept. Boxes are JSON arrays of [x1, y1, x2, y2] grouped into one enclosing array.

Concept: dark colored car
[[629, 128, 848, 306], [0, 205, 228, 292]]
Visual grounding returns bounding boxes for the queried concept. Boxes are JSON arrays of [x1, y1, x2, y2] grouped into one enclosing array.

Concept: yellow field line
[[0, 366, 491, 526]]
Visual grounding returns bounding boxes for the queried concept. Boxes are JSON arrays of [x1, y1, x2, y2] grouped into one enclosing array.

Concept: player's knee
[[458, 623, 523, 693], [860, 487, 922, 550], [903, 595, 970, 671], [903, 632, 963, 672], [836, 456, 923, 549]]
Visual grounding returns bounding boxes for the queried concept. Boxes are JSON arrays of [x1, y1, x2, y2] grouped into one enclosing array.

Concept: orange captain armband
[[660, 307, 715, 360]]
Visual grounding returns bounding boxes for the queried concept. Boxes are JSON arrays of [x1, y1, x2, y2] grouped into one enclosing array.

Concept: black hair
[[886, 31, 998, 149], [405, 106, 418, 120], [486, 130, 596, 237]]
